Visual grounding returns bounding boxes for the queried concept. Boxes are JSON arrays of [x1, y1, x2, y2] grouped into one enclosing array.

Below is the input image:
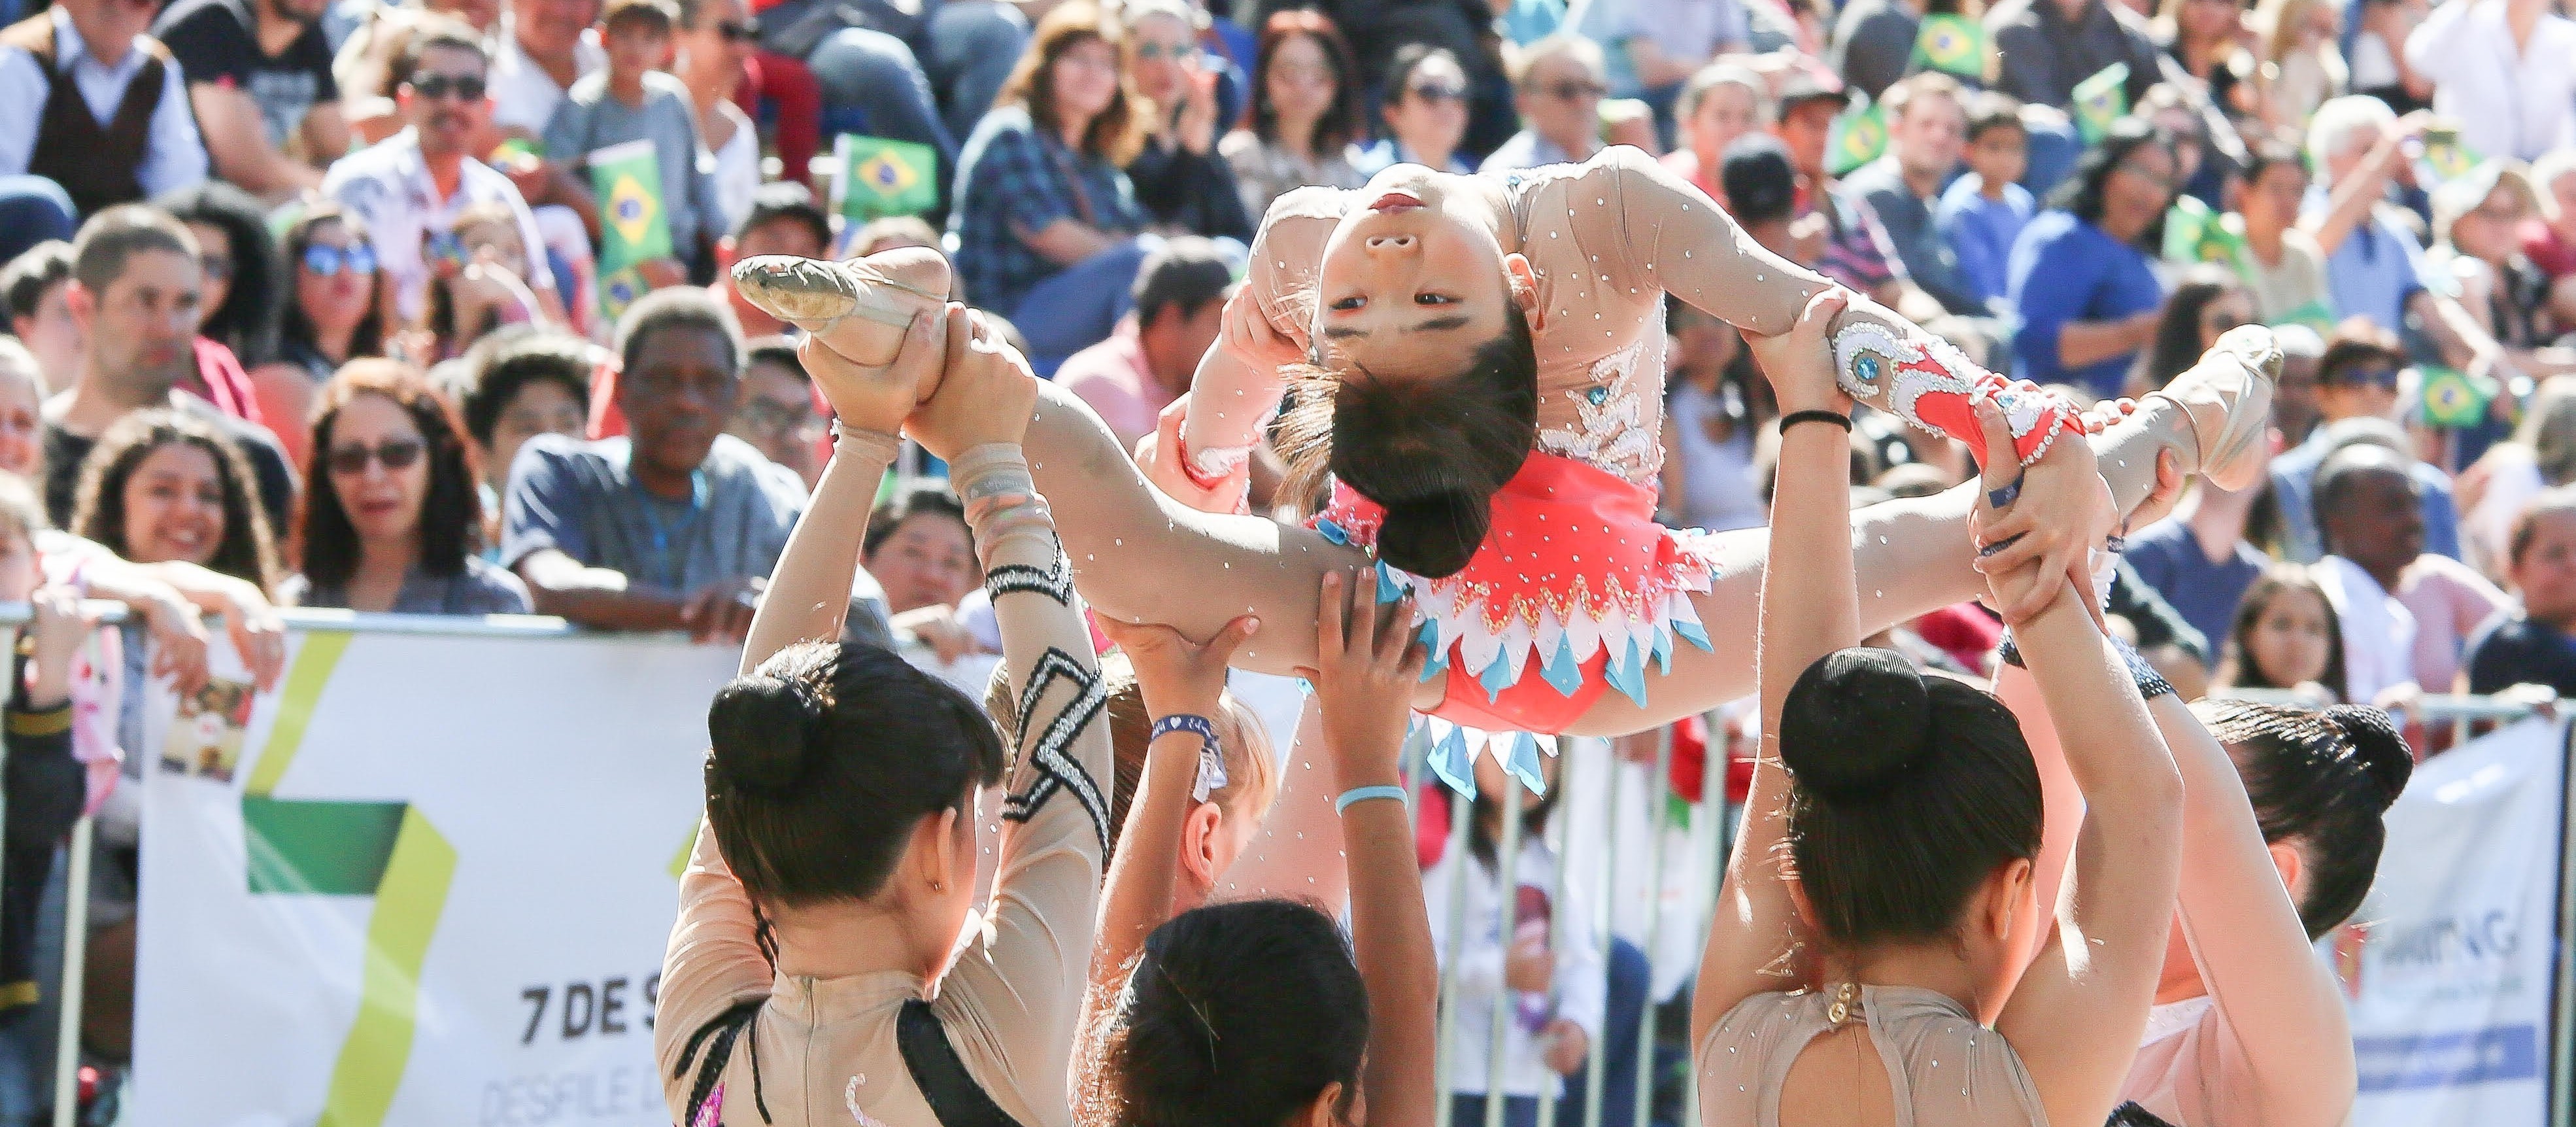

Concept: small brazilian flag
[[834, 133, 939, 222], [2270, 298, 2337, 334], [2161, 195, 2250, 271], [2419, 365, 2496, 429], [2072, 62, 2129, 146], [2416, 141, 2484, 187], [1911, 14, 1986, 79], [598, 265, 647, 325], [1827, 100, 1889, 178], [587, 139, 672, 275]]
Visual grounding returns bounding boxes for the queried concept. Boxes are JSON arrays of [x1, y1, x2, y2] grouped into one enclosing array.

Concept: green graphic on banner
[[588, 138, 671, 275], [236, 633, 456, 1127], [1827, 101, 1888, 177], [2073, 62, 2129, 145], [834, 133, 939, 222], [1911, 14, 1986, 78]]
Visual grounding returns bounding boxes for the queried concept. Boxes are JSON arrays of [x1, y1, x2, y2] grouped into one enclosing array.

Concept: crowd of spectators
[[0, 0, 2574, 1113]]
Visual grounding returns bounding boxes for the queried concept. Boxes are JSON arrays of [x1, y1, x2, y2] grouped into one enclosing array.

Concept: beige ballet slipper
[[728, 247, 951, 368]]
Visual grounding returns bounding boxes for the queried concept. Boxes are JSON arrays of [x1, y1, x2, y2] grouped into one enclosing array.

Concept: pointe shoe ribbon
[[2142, 324, 2280, 493], [729, 247, 950, 367]]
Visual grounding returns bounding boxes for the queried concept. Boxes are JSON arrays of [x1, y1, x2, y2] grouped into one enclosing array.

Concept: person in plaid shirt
[[949, 2, 1151, 371]]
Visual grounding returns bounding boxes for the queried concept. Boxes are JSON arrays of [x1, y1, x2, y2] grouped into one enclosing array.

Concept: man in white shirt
[[487, 0, 603, 137], [319, 20, 557, 324], [0, 0, 209, 250], [2313, 442, 2428, 704], [2405, 0, 2576, 163]]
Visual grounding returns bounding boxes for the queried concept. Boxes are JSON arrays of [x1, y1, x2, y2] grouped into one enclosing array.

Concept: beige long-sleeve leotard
[[654, 443, 1113, 1127]]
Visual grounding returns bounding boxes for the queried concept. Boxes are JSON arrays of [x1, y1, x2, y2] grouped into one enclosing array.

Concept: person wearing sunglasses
[[1356, 43, 1474, 179], [1479, 33, 1608, 174], [1121, 0, 1255, 243], [0, 0, 211, 239], [284, 360, 531, 616], [254, 206, 389, 470], [1222, 9, 1367, 220], [2267, 324, 2465, 566], [321, 20, 562, 332], [674, 0, 764, 239]]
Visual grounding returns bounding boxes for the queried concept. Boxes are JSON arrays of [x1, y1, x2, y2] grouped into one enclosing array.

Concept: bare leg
[[1210, 697, 1350, 909]]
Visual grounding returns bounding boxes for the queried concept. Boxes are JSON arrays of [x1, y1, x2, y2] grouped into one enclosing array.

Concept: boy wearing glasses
[[320, 19, 560, 328]]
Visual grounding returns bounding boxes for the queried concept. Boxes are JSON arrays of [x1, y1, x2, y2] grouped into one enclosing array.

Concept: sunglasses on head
[[1408, 82, 1466, 104], [303, 243, 378, 277], [2327, 366, 2403, 389], [326, 438, 425, 476], [715, 18, 757, 41], [409, 71, 487, 101]]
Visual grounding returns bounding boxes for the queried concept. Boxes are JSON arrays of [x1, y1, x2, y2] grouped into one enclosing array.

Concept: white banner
[[131, 626, 733, 1127], [2349, 717, 2567, 1127]]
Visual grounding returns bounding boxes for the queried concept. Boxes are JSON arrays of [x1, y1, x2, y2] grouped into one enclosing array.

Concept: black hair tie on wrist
[[1780, 409, 1854, 432]]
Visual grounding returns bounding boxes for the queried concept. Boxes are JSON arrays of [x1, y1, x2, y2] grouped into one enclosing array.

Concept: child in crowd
[[540, 0, 729, 283], [2216, 563, 2348, 700], [1936, 92, 2035, 313], [0, 342, 41, 482], [2466, 487, 2576, 694], [0, 473, 103, 1096], [424, 202, 549, 360]]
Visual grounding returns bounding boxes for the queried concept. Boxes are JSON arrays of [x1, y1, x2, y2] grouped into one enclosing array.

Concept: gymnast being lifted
[[734, 146, 2279, 739]]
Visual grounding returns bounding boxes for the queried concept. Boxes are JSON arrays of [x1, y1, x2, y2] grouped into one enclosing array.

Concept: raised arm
[[1304, 572, 1439, 1127], [2152, 697, 2356, 1126], [901, 311, 1121, 1123], [738, 311, 946, 672], [1986, 406, 2187, 1127], [1075, 611, 1259, 1122], [1693, 286, 1858, 1042]]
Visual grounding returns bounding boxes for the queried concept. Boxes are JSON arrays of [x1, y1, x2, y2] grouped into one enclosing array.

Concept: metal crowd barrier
[[1, 599, 2566, 1126]]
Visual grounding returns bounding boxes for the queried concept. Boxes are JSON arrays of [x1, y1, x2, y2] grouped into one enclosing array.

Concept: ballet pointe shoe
[[729, 247, 951, 368], [2139, 324, 2280, 493]]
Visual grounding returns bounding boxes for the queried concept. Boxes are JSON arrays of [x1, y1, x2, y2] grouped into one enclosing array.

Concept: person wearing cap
[[1770, 67, 1952, 329], [1985, 0, 2163, 112], [1056, 235, 1234, 450], [1721, 132, 1812, 262], [2267, 322, 2463, 564], [1480, 33, 1607, 173], [2299, 96, 2518, 386]]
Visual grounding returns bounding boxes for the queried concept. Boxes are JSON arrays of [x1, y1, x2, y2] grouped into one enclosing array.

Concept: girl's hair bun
[[1778, 647, 1932, 800], [707, 672, 827, 793], [2323, 703, 2411, 811]]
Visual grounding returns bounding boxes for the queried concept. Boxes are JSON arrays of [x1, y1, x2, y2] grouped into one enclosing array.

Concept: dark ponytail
[[1101, 899, 1369, 1127], [703, 641, 1008, 909], [1776, 648, 2043, 946], [1277, 298, 1540, 578], [2192, 699, 2411, 939]]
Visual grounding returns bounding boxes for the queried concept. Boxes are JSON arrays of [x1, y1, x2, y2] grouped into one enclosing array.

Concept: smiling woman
[[69, 409, 282, 594]]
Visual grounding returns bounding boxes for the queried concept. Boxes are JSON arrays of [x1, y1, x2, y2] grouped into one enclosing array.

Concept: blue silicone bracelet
[[1335, 784, 1409, 814]]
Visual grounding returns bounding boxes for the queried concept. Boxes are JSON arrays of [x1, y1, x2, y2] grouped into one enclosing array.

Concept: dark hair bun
[[1778, 647, 1930, 799], [2324, 704, 2411, 810], [1375, 493, 1491, 578], [707, 672, 826, 793]]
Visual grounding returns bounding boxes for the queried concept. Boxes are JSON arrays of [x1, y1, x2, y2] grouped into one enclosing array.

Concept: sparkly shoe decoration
[[1832, 321, 2075, 468]]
